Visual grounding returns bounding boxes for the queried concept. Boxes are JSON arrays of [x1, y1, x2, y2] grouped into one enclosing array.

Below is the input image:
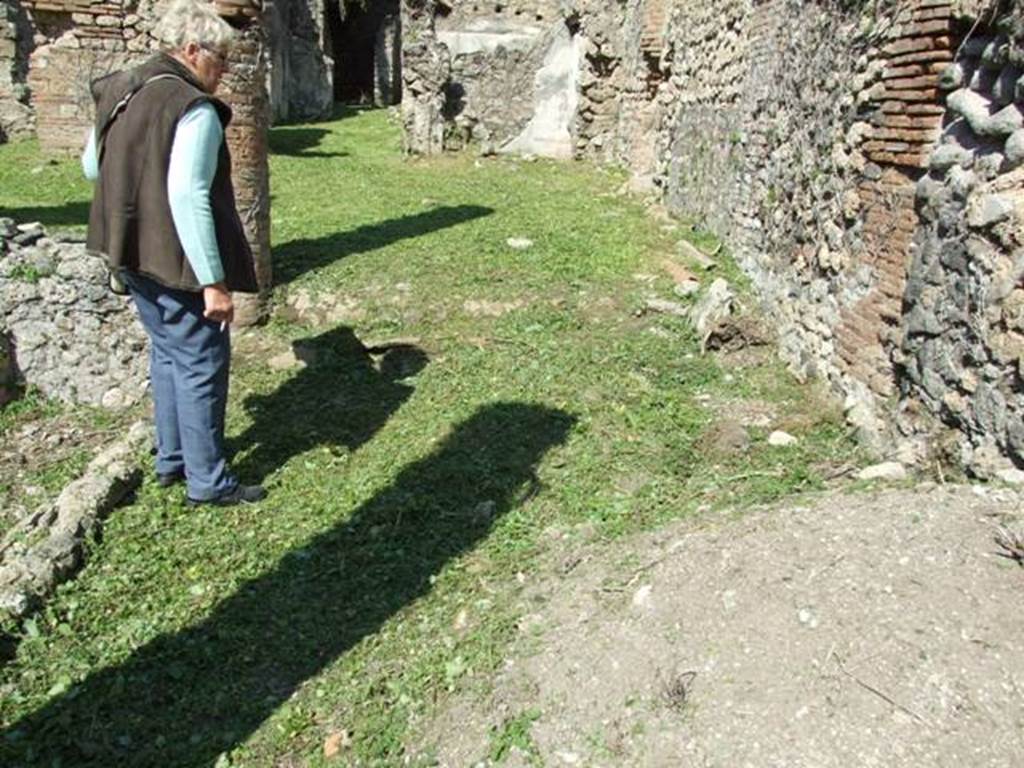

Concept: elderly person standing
[[82, 0, 265, 506]]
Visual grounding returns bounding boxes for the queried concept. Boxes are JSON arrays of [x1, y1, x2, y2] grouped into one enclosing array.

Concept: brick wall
[[23, 0, 138, 152], [834, 4, 954, 398]]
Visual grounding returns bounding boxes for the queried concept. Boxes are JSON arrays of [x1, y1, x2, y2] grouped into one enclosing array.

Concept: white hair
[[153, 0, 238, 52]]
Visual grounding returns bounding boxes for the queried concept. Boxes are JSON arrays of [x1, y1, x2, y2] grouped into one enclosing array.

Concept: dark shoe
[[186, 484, 267, 508], [156, 469, 186, 488]]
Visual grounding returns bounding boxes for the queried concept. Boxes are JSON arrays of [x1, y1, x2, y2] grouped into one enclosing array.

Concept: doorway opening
[[327, 0, 402, 105]]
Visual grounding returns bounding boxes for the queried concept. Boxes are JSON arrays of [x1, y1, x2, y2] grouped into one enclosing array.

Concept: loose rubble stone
[[930, 144, 973, 171], [857, 462, 907, 482], [689, 279, 735, 353], [967, 193, 1015, 227], [996, 468, 1024, 486], [1005, 129, 1024, 168], [768, 430, 798, 447], [0, 421, 151, 623], [673, 279, 701, 297], [644, 298, 689, 317]]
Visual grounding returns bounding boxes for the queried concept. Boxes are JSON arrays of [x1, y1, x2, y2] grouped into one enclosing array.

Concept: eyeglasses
[[200, 46, 228, 68]]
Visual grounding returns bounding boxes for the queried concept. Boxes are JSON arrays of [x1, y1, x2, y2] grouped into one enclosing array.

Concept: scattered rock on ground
[[768, 430, 798, 447], [689, 278, 735, 353], [643, 298, 688, 317], [857, 461, 908, 481], [996, 467, 1024, 486]]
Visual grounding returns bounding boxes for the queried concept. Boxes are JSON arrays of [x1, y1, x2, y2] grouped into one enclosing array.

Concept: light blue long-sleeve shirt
[[83, 102, 226, 286]]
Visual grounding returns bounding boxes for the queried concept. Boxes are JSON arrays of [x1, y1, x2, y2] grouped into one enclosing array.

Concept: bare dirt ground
[[412, 483, 1024, 767]]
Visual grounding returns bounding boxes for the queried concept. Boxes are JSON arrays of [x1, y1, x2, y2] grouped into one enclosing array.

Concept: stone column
[[374, 12, 401, 106], [400, 0, 449, 155], [215, 5, 272, 325]]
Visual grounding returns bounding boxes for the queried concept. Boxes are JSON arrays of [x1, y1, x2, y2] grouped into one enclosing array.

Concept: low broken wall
[[0, 219, 149, 408]]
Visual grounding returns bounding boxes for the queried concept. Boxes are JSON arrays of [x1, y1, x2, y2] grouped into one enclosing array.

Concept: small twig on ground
[[598, 552, 671, 593], [994, 525, 1024, 566], [830, 651, 934, 728], [625, 553, 671, 587], [824, 464, 857, 481], [659, 669, 698, 712], [805, 554, 846, 584], [935, 459, 946, 485], [560, 554, 586, 575], [721, 469, 784, 483]]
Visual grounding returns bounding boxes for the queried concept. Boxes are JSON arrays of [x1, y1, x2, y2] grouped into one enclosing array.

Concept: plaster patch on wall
[[499, 24, 583, 159], [437, 18, 543, 56]]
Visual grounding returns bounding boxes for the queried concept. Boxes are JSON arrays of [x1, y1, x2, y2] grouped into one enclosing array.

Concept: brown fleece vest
[[86, 53, 258, 294]]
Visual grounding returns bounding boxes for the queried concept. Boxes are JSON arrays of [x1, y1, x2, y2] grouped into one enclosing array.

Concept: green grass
[[0, 107, 861, 766], [488, 708, 541, 764], [0, 142, 92, 233]]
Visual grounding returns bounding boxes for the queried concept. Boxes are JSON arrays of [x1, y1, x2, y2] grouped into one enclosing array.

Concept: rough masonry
[[0, 219, 149, 407]]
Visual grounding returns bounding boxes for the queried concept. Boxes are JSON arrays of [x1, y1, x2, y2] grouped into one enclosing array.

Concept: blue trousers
[[125, 272, 237, 501]]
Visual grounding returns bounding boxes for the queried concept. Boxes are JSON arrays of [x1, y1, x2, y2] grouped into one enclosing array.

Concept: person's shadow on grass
[[1, 401, 575, 767], [229, 325, 427, 485]]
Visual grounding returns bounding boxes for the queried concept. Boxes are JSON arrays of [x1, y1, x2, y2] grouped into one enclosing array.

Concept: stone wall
[[0, 219, 149, 408], [608, 0, 1023, 468], [24, 0, 146, 153], [623, 1, 939, 446], [903, 10, 1024, 474], [403, 0, 580, 154], [0, 0, 33, 140]]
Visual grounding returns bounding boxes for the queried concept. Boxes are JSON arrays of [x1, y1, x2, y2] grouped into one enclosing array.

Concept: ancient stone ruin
[[2, 0, 1024, 478], [398, 0, 1024, 476]]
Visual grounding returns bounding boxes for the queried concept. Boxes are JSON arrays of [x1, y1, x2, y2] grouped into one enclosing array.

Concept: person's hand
[[203, 283, 234, 325]]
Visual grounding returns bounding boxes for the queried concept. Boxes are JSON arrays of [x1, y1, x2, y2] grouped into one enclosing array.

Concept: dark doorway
[[327, 0, 401, 105]]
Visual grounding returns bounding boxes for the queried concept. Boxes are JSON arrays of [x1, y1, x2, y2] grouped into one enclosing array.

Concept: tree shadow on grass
[[269, 127, 348, 158], [0, 201, 90, 230], [1, 402, 574, 767], [274, 204, 493, 285], [228, 325, 429, 485]]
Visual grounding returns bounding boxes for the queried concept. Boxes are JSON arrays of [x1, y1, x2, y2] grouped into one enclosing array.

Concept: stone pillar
[[374, 12, 401, 106], [400, 0, 449, 155], [266, 0, 333, 123], [216, 7, 272, 325]]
